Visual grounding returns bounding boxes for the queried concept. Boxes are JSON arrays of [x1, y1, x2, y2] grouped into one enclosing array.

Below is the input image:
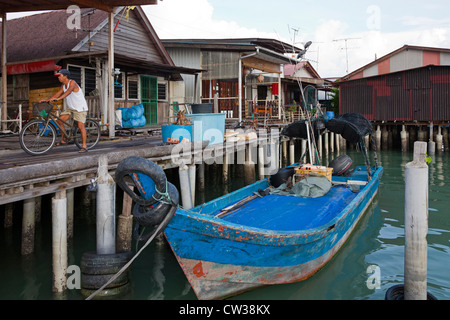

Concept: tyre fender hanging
[[133, 181, 179, 242], [115, 156, 167, 206]]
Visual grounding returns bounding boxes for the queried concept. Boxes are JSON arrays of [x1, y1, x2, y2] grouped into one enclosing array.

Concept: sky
[[6, 0, 450, 78]]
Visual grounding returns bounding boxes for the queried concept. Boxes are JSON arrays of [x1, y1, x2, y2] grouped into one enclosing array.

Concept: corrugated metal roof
[[341, 45, 450, 81]]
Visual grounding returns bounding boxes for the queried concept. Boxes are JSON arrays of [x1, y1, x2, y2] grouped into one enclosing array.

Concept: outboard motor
[[329, 154, 353, 176]]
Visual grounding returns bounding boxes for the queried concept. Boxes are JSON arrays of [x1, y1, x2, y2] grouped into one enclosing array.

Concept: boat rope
[[85, 207, 174, 300], [152, 180, 172, 205]]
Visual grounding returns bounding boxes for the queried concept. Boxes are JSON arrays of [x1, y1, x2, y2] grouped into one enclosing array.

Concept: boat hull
[[165, 167, 383, 300]]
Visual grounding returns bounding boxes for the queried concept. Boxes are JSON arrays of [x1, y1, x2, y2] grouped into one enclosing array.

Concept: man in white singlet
[[43, 69, 89, 153]]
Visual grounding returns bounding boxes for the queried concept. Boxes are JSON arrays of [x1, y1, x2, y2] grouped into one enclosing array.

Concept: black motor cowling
[[329, 154, 353, 176]]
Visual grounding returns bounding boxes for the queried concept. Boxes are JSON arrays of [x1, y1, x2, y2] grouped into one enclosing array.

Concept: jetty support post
[[67, 189, 74, 240], [22, 194, 36, 255], [404, 141, 429, 300], [428, 122, 435, 155], [401, 125, 408, 152], [436, 126, 443, 153], [52, 190, 67, 293], [188, 164, 196, 207], [289, 137, 295, 165], [179, 164, 193, 210], [375, 125, 381, 151], [96, 155, 116, 255], [117, 187, 133, 253]]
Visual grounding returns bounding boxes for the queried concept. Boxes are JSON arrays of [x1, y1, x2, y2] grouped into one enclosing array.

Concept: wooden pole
[[96, 155, 116, 255], [117, 188, 133, 253], [67, 189, 74, 239], [428, 122, 435, 155], [52, 190, 67, 293], [404, 141, 428, 300], [108, 10, 115, 138], [22, 197, 35, 255], [4, 202, 13, 228]]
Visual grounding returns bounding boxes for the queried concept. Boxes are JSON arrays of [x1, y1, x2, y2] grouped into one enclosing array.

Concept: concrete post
[[179, 164, 193, 210], [22, 197, 35, 255], [52, 190, 67, 293], [96, 155, 116, 255], [404, 141, 428, 300], [289, 138, 295, 165]]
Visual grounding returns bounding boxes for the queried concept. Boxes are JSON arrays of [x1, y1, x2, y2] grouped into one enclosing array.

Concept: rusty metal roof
[[0, 0, 157, 13]]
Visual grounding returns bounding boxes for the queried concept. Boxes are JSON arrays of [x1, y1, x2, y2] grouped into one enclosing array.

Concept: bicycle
[[19, 101, 101, 155]]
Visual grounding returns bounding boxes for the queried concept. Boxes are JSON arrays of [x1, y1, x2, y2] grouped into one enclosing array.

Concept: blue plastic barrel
[[326, 111, 335, 119]]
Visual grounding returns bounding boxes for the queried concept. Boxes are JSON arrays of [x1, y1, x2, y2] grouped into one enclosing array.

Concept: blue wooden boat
[[162, 113, 383, 300]]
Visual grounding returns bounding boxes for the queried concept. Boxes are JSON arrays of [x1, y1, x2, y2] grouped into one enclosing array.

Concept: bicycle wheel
[[75, 119, 101, 150], [19, 119, 56, 155]]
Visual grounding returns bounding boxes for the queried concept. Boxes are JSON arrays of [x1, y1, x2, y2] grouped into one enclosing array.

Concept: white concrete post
[[52, 190, 67, 293], [179, 164, 193, 210], [22, 197, 35, 255], [96, 155, 116, 255], [404, 141, 429, 300], [188, 164, 196, 206], [289, 138, 295, 165]]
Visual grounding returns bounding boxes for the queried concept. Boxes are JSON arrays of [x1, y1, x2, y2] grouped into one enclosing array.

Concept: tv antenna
[[333, 37, 361, 73]]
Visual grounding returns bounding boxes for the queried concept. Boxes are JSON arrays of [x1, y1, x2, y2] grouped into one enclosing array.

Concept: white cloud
[[143, 0, 278, 39]]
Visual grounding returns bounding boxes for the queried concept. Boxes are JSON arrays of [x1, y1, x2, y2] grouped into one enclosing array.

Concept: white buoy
[[52, 190, 67, 293], [404, 141, 429, 300], [96, 155, 116, 255]]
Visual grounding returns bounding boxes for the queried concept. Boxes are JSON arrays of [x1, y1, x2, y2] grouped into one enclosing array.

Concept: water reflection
[[0, 149, 449, 300]]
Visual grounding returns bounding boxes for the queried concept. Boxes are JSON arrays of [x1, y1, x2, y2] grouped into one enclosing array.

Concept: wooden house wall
[[77, 10, 164, 65]]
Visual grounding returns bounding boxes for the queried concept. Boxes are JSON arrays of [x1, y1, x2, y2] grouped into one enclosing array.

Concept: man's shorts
[[61, 109, 87, 124]]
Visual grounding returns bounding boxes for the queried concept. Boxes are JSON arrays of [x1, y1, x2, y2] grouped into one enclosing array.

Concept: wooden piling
[[428, 123, 435, 155], [96, 155, 116, 255], [404, 141, 428, 300], [22, 197, 35, 255], [116, 188, 133, 253], [197, 163, 205, 192], [67, 189, 74, 239], [443, 126, 449, 152], [4, 202, 13, 228], [52, 190, 67, 293]]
